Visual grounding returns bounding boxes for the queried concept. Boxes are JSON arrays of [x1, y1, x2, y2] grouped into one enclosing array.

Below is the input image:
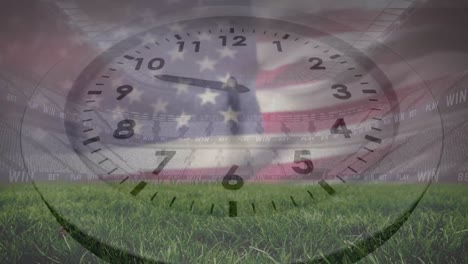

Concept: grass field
[[0, 183, 466, 263]]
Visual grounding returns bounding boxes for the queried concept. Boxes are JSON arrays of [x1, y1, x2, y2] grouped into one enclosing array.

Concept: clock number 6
[[292, 150, 314, 175], [222, 165, 244, 190], [153, 151, 176, 175], [332, 84, 352, 99]]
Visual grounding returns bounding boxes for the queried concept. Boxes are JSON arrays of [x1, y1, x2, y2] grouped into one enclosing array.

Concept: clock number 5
[[153, 151, 176, 175], [292, 150, 314, 175], [332, 84, 352, 99]]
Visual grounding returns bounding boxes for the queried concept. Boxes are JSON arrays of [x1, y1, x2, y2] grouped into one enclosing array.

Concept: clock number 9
[[222, 165, 244, 190], [332, 84, 352, 99], [292, 150, 314, 175], [133, 57, 165, 71], [116, 85, 133, 100], [113, 119, 135, 139]]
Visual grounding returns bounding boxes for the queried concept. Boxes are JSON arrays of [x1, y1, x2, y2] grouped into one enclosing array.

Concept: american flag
[[3, 0, 458, 183]]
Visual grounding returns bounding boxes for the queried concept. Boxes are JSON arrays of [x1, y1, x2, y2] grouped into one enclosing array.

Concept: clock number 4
[[331, 118, 352, 138], [292, 150, 314, 175]]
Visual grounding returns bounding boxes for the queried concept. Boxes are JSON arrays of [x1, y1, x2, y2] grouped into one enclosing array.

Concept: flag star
[[196, 56, 217, 72], [220, 106, 240, 124], [111, 105, 127, 120], [111, 76, 125, 87], [33, 127, 47, 140], [133, 122, 145, 135], [114, 27, 130, 39], [152, 99, 168, 114], [141, 33, 157, 44], [217, 47, 237, 59], [168, 23, 185, 32], [197, 89, 219, 105], [128, 88, 143, 103], [98, 41, 112, 51], [168, 47, 185, 61], [197, 32, 212, 41], [218, 73, 237, 89], [174, 82, 190, 95], [176, 112, 192, 129]]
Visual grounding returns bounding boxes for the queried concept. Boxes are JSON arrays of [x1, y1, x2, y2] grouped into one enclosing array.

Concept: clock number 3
[[292, 150, 314, 175], [332, 84, 352, 99]]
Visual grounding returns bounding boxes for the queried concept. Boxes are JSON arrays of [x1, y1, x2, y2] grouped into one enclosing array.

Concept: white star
[[197, 89, 219, 105], [141, 33, 157, 44], [98, 41, 112, 51], [218, 73, 238, 89], [114, 27, 130, 39], [152, 99, 168, 114], [133, 122, 145, 135], [33, 127, 48, 140], [220, 106, 239, 124], [168, 47, 185, 61], [128, 88, 143, 104], [111, 76, 125, 87], [168, 23, 185, 32], [197, 32, 212, 41], [196, 56, 217, 72], [176, 112, 192, 129], [174, 82, 189, 95], [111, 105, 126, 120], [217, 47, 237, 59]]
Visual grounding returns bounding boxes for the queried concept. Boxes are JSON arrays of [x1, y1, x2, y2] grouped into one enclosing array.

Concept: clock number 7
[[153, 151, 176, 175], [292, 150, 314, 175]]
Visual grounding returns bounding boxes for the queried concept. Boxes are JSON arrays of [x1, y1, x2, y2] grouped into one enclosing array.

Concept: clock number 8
[[113, 119, 136, 139]]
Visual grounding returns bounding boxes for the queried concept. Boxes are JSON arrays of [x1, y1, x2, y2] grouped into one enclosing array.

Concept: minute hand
[[155, 74, 250, 93]]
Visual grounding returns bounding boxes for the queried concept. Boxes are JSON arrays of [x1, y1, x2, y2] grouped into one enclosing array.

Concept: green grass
[[0, 183, 466, 263]]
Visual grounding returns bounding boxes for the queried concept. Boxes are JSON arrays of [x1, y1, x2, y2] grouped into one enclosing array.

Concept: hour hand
[[155, 74, 250, 93]]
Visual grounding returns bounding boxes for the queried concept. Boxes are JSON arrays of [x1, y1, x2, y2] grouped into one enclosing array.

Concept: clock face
[[64, 16, 398, 217], [21, 13, 443, 263]]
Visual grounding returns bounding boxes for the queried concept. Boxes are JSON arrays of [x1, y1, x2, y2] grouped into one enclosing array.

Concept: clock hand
[[155, 74, 250, 93]]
